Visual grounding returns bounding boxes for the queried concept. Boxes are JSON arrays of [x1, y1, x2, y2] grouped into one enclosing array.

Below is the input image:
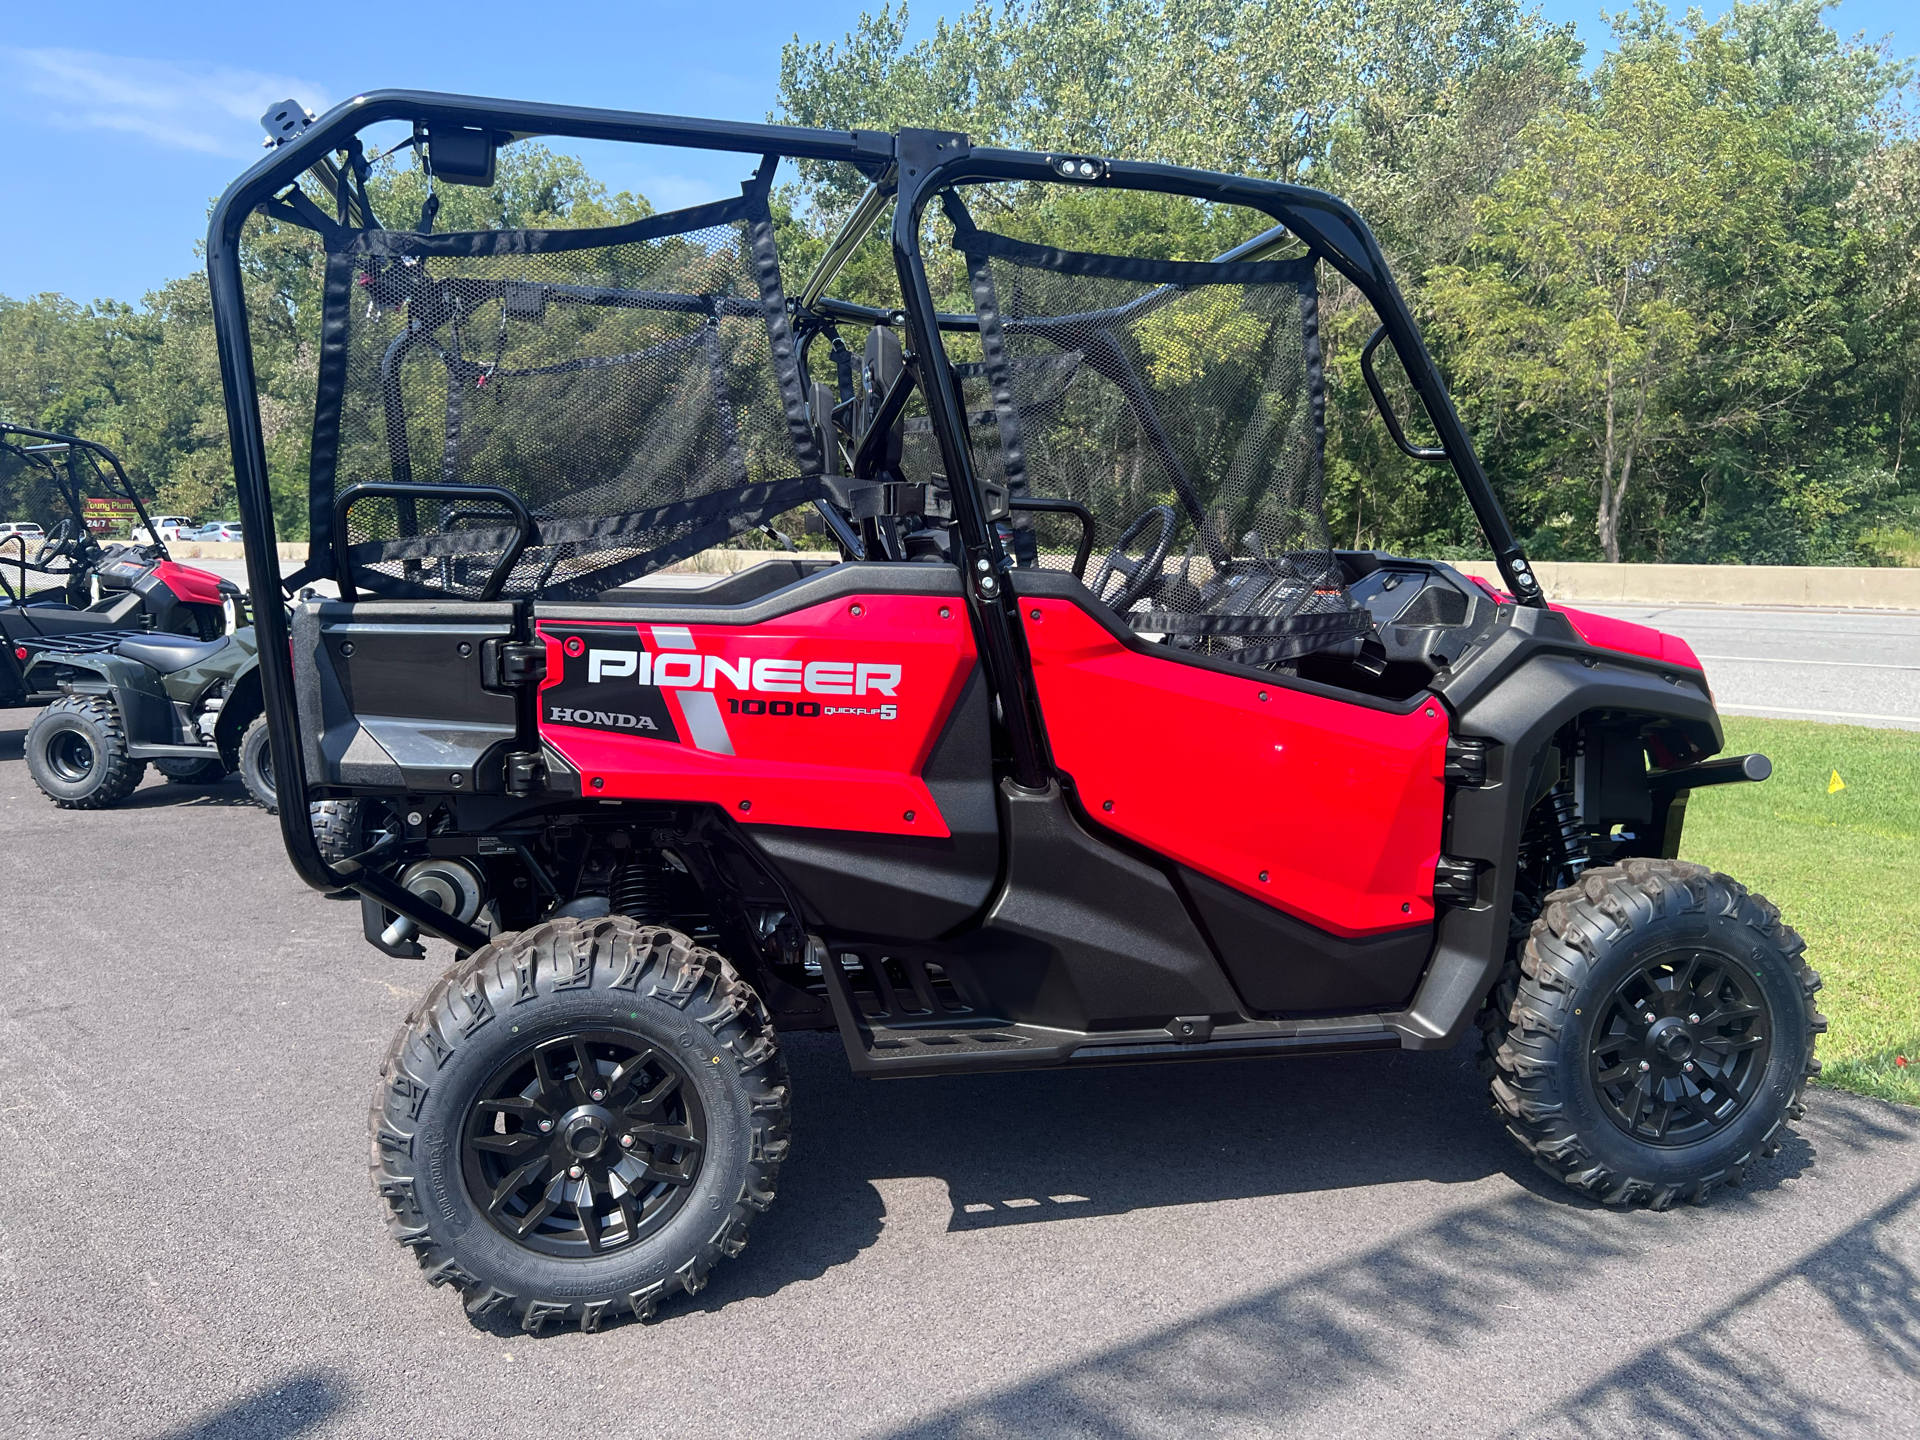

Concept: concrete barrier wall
[[1445, 560, 1920, 610], [167, 541, 305, 560]]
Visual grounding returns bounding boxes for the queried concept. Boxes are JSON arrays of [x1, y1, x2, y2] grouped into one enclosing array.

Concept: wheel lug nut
[[1643, 1013, 1656, 1024], [1639, 1060, 1651, 1072], [538, 1120, 553, 1132], [1688, 1014, 1700, 1024], [569, 1165, 583, 1179], [1683, 1062, 1694, 1072], [591, 1089, 604, 1101], [619, 1134, 634, 1148]]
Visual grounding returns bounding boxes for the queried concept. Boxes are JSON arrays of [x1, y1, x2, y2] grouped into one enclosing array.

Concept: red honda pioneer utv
[[211, 94, 1823, 1334]]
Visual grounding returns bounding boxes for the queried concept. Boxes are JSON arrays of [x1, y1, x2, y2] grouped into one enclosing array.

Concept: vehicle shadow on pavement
[[116, 776, 261, 810], [147, 1367, 346, 1440], [871, 1125, 1918, 1439], [690, 1031, 1824, 1322]]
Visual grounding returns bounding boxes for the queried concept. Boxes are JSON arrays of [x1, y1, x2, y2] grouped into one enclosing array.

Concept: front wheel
[[369, 918, 790, 1333], [25, 696, 147, 808], [1480, 859, 1825, 1208]]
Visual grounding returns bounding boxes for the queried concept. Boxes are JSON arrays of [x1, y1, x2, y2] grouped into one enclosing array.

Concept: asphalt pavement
[[1, 721, 1917, 1439]]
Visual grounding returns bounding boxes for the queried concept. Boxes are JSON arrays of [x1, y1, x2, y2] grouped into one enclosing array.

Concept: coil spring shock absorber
[[612, 859, 671, 923], [1544, 781, 1589, 877]]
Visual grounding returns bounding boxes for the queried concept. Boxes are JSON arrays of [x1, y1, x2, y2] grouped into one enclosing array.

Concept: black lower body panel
[[750, 826, 999, 940], [1178, 869, 1433, 1016]]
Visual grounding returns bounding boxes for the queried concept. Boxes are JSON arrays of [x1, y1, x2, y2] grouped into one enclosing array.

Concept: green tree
[[1428, 22, 1802, 560]]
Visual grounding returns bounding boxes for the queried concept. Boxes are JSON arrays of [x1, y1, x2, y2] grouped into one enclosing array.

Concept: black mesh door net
[[305, 160, 821, 601], [943, 195, 1371, 668]]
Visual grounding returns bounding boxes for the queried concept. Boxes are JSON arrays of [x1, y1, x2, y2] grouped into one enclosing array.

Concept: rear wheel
[[239, 714, 275, 812], [370, 918, 789, 1333], [157, 756, 226, 785], [1479, 858, 1825, 1208], [25, 696, 146, 808]]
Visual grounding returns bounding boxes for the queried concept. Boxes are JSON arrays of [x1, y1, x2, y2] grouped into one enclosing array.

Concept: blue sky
[[1, 0, 1910, 305]]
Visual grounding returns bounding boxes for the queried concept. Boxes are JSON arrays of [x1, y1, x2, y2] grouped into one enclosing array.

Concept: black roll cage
[[206, 90, 1544, 921], [0, 424, 168, 600]]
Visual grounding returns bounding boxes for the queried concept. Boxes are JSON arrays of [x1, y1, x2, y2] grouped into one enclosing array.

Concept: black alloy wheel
[[371, 918, 790, 1333], [462, 1031, 706, 1258], [1589, 950, 1773, 1147], [1478, 858, 1824, 1209], [44, 729, 97, 784]]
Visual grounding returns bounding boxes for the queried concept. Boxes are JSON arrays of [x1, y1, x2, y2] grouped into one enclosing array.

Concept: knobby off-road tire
[[370, 917, 790, 1334], [1478, 858, 1825, 1208], [238, 714, 275, 812], [310, 798, 364, 865], [25, 695, 147, 808]]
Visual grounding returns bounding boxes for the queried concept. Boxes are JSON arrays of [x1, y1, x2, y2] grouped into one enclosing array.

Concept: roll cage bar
[[206, 90, 1543, 915]]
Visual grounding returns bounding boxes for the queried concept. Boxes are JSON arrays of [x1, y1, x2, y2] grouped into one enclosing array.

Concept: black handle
[[1650, 752, 1771, 793], [1361, 326, 1448, 463], [1009, 497, 1096, 579], [333, 482, 535, 601]]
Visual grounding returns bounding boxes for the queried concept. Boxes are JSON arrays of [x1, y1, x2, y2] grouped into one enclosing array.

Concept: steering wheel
[[1087, 504, 1176, 614], [38, 518, 82, 565]]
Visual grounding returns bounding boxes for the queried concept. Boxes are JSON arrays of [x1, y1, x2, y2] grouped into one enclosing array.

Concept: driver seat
[[116, 633, 230, 674]]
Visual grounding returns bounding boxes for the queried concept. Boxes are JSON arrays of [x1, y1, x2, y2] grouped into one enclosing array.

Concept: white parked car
[[130, 515, 195, 544], [0, 521, 46, 541]]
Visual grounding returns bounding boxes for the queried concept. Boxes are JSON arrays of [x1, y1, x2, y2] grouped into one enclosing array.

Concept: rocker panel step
[[810, 937, 1402, 1078]]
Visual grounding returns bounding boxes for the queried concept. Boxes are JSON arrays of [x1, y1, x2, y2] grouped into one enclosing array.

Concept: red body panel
[[150, 559, 225, 607], [1464, 577, 1702, 671], [1555, 605, 1703, 671], [1021, 601, 1449, 937], [535, 595, 975, 837]]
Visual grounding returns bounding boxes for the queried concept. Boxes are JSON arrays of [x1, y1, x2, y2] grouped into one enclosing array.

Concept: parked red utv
[[210, 95, 1824, 1334], [1, 425, 240, 712]]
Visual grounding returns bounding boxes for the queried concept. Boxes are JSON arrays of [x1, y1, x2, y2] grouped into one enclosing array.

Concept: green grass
[[1681, 717, 1920, 1106]]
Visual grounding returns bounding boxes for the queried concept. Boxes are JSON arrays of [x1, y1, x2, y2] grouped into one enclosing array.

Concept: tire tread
[[1475, 858, 1822, 1210], [368, 918, 788, 1332]]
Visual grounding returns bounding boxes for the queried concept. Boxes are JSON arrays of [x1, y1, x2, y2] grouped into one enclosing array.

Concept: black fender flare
[[1394, 635, 1721, 1049], [23, 650, 179, 747], [213, 662, 264, 770]]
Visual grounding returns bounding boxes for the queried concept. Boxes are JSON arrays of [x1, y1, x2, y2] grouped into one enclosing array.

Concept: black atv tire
[[1478, 858, 1825, 1209], [157, 756, 227, 784], [239, 714, 275, 812], [311, 798, 365, 865], [25, 696, 148, 808], [370, 917, 789, 1334]]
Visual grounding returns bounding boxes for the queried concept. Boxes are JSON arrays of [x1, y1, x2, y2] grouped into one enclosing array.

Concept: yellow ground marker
[[1829, 769, 1846, 794]]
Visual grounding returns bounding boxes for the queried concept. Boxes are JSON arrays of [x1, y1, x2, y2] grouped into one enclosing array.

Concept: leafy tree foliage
[[4, 0, 1916, 567], [779, 0, 1920, 563]]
